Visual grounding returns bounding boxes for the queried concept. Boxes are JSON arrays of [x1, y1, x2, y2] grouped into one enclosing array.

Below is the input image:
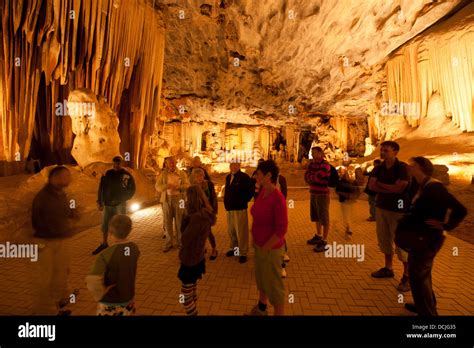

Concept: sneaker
[[283, 253, 290, 263], [245, 304, 268, 316], [92, 243, 108, 255], [163, 245, 173, 253], [371, 267, 395, 278], [210, 250, 218, 261], [397, 276, 411, 292], [366, 216, 376, 221], [239, 256, 247, 264], [307, 235, 323, 245], [404, 303, 417, 314], [313, 241, 328, 252], [281, 268, 287, 278], [226, 249, 235, 257]]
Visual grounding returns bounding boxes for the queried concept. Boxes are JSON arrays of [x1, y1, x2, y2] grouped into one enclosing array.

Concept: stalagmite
[[68, 89, 121, 168], [0, 0, 165, 175]]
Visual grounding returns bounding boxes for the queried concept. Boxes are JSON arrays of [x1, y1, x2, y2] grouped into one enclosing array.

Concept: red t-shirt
[[250, 187, 288, 248]]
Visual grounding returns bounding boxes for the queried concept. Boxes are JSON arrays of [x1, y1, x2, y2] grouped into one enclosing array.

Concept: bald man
[[224, 162, 255, 263]]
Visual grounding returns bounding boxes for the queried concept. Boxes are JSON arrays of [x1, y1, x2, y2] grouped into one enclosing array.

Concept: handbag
[[394, 215, 428, 252]]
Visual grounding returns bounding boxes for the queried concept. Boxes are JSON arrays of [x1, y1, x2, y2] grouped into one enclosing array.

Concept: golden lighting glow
[[130, 203, 141, 212]]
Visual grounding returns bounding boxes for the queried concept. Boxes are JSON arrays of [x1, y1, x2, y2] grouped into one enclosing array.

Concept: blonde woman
[[178, 185, 216, 316]]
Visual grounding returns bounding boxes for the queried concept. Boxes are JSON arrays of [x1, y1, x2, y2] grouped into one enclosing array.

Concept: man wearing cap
[[93, 156, 136, 255]]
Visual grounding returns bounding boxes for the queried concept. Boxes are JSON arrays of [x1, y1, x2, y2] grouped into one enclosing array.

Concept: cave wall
[[0, 0, 165, 175], [373, 2, 473, 140]]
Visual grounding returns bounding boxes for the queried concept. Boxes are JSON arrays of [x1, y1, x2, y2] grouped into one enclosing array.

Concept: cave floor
[[0, 199, 472, 316]]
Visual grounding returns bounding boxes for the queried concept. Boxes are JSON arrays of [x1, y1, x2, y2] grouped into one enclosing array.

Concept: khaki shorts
[[376, 207, 408, 262], [310, 193, 330, 226], [254, 245, 285, 306]]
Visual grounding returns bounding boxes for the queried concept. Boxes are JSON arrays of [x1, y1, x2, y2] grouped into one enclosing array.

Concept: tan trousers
[[163, 194, 185, 248], [32, 239, 70, 315], [226, 209, 249, 256], [376, 207, 408, 262]]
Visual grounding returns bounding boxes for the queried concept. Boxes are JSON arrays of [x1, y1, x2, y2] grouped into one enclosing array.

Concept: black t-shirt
[[372, 159, 410, 212]]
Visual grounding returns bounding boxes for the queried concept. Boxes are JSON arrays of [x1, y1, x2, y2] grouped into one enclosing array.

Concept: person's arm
[[279, 175, 288, 199], [180, 213, 190, 234], [155, 171, 167, 192], [315, 163, 330, 180], [210, 182, 218, 214], [85, 253, 115, 302], [97, 176, 105, 207], [377, 164, 410, 193], [127, 173, 136, 199], [262, 195, 288, 250], [425, 184, 468, 231], [180, 171, 190, 191], [244, 174, 255, 203], [376, 180, 409, 193], [204, 168, 211, 181], [367, 164, 407, 193]]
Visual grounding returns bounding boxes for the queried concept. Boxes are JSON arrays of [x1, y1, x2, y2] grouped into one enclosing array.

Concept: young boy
[[86, 214, 140, 315]]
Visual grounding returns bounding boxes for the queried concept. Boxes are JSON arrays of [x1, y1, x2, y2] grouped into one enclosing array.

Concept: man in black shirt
[[94, 156, 136, 255], [368, 141, 411, 292], [224, 162, 254, 263]]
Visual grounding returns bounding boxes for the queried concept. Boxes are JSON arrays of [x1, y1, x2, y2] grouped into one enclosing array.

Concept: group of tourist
[[30, 140, 467, 317]]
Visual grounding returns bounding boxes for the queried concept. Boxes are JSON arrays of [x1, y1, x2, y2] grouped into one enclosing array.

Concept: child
[[178, 185, 216, 316], [86, 214, 140, 315]]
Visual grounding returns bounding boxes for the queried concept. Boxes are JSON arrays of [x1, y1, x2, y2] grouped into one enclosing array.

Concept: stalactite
[[0, 0, 165, 175], [384, 3, 473, 133]]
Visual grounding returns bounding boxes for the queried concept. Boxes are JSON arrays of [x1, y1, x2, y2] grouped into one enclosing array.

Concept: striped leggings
[[181, 283, 198, 316]]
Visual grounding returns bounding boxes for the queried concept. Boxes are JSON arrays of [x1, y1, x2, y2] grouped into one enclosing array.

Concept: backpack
[[328, 164, 339, 188]]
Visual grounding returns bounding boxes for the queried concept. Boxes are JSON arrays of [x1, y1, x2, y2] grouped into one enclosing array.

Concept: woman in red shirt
[[248, 160, 288, 316]]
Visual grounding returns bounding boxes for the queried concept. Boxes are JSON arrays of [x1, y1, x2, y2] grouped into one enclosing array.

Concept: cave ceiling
[[156, 0, 462, 126]]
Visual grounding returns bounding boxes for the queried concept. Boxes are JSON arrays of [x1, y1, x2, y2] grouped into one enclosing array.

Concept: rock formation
[[68, 89, 121, 168]]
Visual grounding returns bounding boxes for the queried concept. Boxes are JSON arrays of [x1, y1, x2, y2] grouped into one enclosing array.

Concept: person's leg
[[50, 240, 71, 310], [235, 209, 249, 257], [320, 195, 330, 241], [118, 202, 127, 214], [369, 195, 376, 219], [174, 195, 185, 248], [208, 230, 217, 249], [341, 202, 349, 230], [267, 247, 286, 315], [162, 198, 174, 249], [32, 240, 56, 315], [311, 194, 322, 236], [250, 245, 269, 315], [347, 202, 354, 232], [226, 211, 239, 253], [181, 282, 198, 316], [101, 206, 115, 244], [376, 208, 393, 269], [409, 249, 437, 316]]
